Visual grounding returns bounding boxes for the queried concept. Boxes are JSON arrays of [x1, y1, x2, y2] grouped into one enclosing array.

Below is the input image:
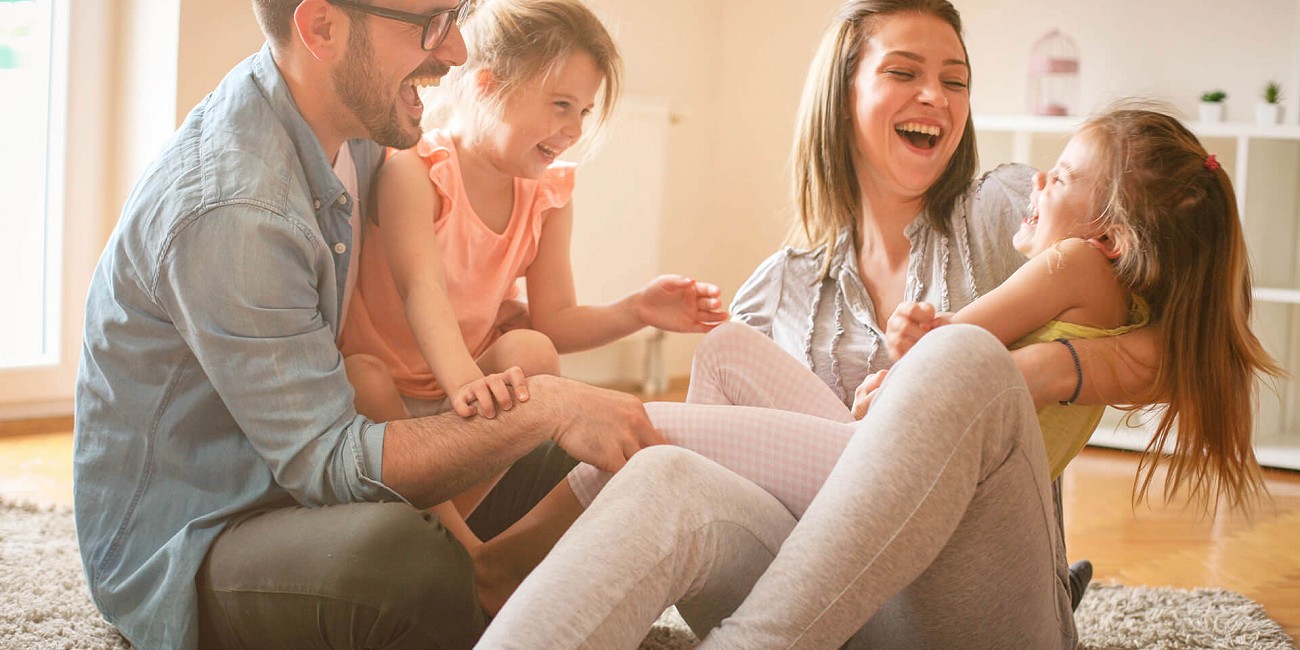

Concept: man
[[73, 1, 660, 648]]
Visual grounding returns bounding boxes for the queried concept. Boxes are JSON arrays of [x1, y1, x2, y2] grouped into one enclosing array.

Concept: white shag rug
[[2, 499, 1294, 649]]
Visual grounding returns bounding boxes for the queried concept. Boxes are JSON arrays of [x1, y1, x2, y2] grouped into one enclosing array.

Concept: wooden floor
[[3, 417, 1298, 643]]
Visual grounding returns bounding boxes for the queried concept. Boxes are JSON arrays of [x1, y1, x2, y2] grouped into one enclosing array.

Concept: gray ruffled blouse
[[731, 164, 1035, 405]]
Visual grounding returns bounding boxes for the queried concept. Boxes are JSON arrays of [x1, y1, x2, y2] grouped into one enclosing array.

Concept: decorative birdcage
[[1027, 29, 1079, 117]]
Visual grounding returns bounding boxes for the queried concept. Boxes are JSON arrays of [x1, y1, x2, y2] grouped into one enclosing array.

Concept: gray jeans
[[479, 325, 1076, 649], [196, 442, 575, 650]]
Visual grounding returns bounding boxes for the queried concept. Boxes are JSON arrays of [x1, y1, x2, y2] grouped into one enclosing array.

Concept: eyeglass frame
[[325, 0, 470, 51]]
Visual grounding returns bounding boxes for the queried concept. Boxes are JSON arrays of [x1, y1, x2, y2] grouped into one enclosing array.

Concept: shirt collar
[[249, 44, 349, 214]]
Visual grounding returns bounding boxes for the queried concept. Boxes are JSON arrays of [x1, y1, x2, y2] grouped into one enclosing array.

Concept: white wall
[[109, 0, 182, 225], [176, 0, 263, 126], [960, 0, 1300, 120], [581, 0, 727, 379]]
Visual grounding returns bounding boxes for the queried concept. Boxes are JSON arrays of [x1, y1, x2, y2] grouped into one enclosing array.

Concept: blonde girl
[[886, 107, 1279, 510], [339, 0, 727, 550]]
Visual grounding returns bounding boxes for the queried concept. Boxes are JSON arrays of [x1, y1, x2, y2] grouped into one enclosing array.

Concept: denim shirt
[[73, 46, 403, 650], [731, 164, 1034, 404]]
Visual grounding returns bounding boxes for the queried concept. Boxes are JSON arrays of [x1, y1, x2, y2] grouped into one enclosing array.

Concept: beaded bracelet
[[1054, 338, 1083, 406]]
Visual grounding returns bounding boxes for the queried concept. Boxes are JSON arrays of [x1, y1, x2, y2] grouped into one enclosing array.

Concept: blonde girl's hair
[[1083, 105, 1282, 513], [790, 0, 977, 271], [427, 0, 622, 152]]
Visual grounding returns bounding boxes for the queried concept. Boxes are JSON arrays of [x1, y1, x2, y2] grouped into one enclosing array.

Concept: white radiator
[[558, 94, 673, 390]]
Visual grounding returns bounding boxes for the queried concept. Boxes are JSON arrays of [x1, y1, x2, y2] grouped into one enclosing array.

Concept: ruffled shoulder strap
[[534, 162, 577, 216], [395, 132, 453, 221], [414, 133, 455, 181]]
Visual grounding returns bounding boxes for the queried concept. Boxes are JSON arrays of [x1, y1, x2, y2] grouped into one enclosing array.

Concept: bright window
[[0, 0, 64, 369]]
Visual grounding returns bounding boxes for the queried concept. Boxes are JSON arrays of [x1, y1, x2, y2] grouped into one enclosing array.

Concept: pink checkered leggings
[[567, 322, 863, 518]]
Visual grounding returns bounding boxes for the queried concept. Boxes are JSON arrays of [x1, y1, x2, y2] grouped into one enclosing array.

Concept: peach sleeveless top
[[340, 129, 575, 400]]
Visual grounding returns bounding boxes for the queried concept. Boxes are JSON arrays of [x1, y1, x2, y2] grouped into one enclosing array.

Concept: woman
[[477, 0, 1164, 647]]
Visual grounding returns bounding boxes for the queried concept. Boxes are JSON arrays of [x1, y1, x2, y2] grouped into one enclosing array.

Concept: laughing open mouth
[[402, 71, 447, 107], [895, 122, 942, 150]]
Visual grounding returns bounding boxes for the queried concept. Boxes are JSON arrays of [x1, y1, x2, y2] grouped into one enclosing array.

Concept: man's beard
[[332, 21, 421, 150]]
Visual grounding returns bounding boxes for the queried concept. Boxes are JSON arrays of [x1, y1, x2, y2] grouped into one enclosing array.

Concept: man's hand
[[537, 376, 665, 473], [850, 369, 889, 420], [885, 301, 952, 360], [451, 367, 529, 419], [635, 275, 730, 334]]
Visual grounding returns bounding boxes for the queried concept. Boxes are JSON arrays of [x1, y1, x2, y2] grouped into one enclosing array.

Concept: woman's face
[[1013, 131, 1101, 257], [849, 12, 970, 205]]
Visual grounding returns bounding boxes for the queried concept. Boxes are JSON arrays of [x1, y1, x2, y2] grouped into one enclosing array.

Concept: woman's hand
[[635, 275, 730, 333], [886, 301, 952, 360], [850, 369, 890, 420], [451, 367, 529, 419]]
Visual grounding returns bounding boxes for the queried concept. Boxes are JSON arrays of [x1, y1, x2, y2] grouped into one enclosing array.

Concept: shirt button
[[313, 199, 322, 210], [334, 242, 347, 254], [337, 195, 348, 205]]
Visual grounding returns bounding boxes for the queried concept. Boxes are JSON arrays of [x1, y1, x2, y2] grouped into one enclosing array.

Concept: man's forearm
[[381, 378, 560, 508]]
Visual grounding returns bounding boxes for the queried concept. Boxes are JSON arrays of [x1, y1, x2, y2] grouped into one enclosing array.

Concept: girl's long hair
[[1084, 106, 1282, 512], [790, 0, 978, 273], [426, 0, 622, 152]]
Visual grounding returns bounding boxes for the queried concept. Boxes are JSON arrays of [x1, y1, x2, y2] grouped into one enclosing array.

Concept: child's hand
[[451, 367, 529, 419], [885, 302, 952, 360], [850, 369, 889, 420], [636, 275, 730, 333]]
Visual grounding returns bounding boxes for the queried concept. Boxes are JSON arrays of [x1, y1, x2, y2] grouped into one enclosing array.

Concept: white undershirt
[[334, 144, 361, 339]]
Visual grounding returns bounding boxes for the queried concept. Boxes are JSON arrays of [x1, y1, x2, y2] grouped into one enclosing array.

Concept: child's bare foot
[[468, 481, 585, 616], [471, 539, 529, 616]]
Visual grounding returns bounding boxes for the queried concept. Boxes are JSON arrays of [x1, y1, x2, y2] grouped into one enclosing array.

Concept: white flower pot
[[1199, 102, 1225, 123], [1256, 102, 1283, 126]]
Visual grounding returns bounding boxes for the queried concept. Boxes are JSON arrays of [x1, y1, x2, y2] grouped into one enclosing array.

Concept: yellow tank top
[[1010, 297, 1150, 479]]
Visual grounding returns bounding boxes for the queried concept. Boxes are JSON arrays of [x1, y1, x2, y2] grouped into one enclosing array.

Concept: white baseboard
[[1088, 408, 1300, 471], [0, 399, 74, 421]]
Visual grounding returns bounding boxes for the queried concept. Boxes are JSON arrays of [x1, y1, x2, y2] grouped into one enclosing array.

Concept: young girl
[[471, 108, 1281, 636], [882, 107, 1279, 508], [339, 0, 726, 549]]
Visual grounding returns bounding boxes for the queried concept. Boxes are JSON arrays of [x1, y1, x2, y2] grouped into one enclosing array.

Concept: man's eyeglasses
[[326, 0, 471, 51]]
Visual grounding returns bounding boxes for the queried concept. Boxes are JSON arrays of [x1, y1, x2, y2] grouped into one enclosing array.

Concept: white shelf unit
[[975, 114, 1300, 470]]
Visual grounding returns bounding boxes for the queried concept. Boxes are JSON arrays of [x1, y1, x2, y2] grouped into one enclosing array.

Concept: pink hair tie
[[1205, 154, 1221, 171]]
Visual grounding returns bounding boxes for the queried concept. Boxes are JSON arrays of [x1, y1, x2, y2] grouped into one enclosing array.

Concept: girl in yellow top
[[885, 106, 1278, 503], [340, 0, 727, 550]]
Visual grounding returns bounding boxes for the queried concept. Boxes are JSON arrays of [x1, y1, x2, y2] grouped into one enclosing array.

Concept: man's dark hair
[[252, 0, 313, 48]]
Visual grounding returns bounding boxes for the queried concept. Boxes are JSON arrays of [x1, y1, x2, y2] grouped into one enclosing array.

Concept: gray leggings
[[478, 325, 1076, 649]]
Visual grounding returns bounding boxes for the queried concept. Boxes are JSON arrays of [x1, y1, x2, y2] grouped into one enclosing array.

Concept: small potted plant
[[1199, 90, 1227, 123], [1256, 81, 1284, 126]]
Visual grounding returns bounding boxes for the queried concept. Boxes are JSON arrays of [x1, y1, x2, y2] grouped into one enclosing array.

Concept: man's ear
[[1087, 227, 1127, 260], [293, 0, 346, 62]]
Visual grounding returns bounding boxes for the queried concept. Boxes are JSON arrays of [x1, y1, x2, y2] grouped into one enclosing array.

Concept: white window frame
[[0, 0, 110, 418]]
